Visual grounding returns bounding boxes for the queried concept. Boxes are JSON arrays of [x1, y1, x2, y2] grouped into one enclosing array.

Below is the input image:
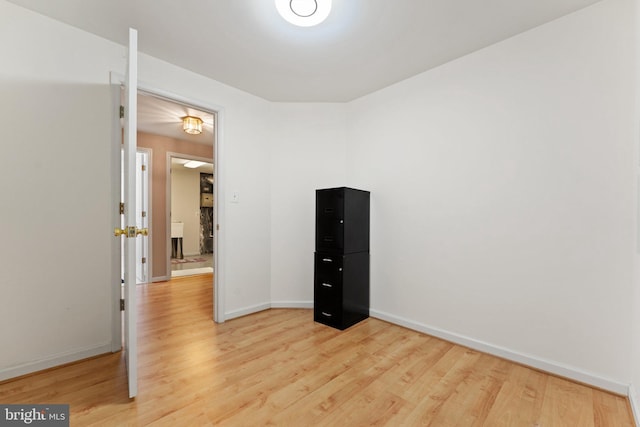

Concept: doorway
[[135, 92, 216, 280], [133, 89, 223, 323], [170, 156, 214, 278], [111, 84, 225, 355]]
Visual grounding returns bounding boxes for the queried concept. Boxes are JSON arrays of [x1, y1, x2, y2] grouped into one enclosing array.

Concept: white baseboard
[[225, 302, 272, 321], [226, 301, 314, 320], [172, 267, 213, 277], [270, 301, 313, 309], [370, 309, 629, 396], [629, 384, 640, 426], [0, 343, 112, 382]]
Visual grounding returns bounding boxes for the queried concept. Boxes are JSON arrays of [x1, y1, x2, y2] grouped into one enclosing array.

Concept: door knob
[[114, 227, 129, 237], [136, 228, 148, 236]]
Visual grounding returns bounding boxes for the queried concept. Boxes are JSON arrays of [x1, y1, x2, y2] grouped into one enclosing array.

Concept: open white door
[[122, 28, 139, 399]]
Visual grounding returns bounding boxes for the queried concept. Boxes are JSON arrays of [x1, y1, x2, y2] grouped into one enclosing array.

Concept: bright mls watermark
[[0, 405, 69, 426]]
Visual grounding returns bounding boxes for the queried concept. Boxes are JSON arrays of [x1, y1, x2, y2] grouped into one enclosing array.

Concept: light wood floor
[[0, 274, 635, 426]]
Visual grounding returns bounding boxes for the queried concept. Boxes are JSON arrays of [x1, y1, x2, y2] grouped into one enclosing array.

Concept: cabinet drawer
[[314, 279, 341, 305], [314, 305, 342, 328], [316, 189, 344, 220], [316, 218, 344, 252], [314, 290, 341, 311], [314, 253, 343, 282]]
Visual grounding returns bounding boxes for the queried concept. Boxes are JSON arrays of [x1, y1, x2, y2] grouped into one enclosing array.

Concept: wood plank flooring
[[0, 274, 635, 426]]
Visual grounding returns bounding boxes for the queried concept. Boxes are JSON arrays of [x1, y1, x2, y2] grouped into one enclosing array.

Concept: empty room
[[1, 0, 639, 425]]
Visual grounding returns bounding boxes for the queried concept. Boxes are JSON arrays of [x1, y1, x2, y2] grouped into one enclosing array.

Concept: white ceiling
[[138, 92, 214, 143], [7, 0, 602, 102]]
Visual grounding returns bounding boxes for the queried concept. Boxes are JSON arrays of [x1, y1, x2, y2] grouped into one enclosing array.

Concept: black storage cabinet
[[314, 187, 370, 330]]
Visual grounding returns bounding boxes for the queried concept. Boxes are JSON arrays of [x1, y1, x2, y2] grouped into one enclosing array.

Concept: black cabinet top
[[316, 186, 370, 194]]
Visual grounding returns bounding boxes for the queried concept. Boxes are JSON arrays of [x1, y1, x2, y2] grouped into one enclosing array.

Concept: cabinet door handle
[[322, 258, 332, 262], [322, 283, 332, 288], [321, 312, 332, 317]]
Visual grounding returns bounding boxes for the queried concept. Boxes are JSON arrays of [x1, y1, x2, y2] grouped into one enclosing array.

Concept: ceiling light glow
[[184, 161, 206, 169], [275, 0, 332, 27], [182, 116, 203, 135]]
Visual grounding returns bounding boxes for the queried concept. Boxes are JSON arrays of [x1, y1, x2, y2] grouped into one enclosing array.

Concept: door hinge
[[141, 257, 146, 264], [141, 164, 146, 171], [120, 202, 125, 215], [120, 298, 125, 311], [141, 211, 147, 218], [216, 224, 220, 231], [120, 105, 124, 119]]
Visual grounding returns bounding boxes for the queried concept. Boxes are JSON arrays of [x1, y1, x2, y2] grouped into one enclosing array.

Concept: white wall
[[0, 1, 122, 378], [346, 0, 637, 392], [269, 104, 348, 305], [0, 0, 272, 378], [171, 168, 201, 256], [633, 0, 640, 416]]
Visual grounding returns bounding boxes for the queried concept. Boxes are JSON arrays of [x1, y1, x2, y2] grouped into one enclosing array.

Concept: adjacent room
[[0, 0, 639, 425], [136, 92, 216, 282], [169, 157, 215, 278]]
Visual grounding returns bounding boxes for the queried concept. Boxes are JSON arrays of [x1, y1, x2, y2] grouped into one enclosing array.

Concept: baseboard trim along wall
[[271, 301, 313, 309], [225, 303, 272, 321], [0, 343, 112, 382], [370, 309, 630, 396], [226, 301, 314, 321]]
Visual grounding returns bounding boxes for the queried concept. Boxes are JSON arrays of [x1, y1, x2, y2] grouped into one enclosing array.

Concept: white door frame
[[110, 83, 226, 339], [136, 147, 152, 285]]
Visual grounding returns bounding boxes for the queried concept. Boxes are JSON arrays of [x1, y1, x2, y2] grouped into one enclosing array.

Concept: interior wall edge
[[370, 309, 630, 396], [629, 384, 640, 426], [0, 343, 112, 383], [224, 302, 272, 321]]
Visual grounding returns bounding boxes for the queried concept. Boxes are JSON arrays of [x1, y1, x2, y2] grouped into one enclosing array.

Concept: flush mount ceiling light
[[182, 116, 203, 135], [183, 160, 206, 169], [275, 0, 332, 27]]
